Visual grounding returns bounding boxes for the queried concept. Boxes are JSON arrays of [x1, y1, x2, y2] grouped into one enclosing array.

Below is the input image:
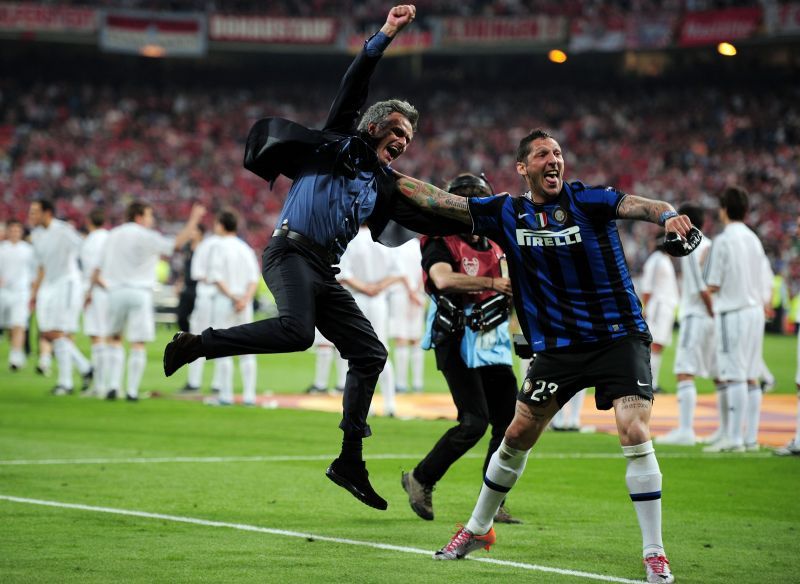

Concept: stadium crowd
[[2, 76, 798, 300]]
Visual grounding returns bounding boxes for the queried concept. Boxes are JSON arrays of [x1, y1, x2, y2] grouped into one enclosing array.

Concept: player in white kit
[[640, 237, 679, 393], [28, 199, 92, 395], [338, 226, 406, 417], [306, 329, 348, 394], [181, 228, 221, 394], [703, 187, 770, 453], [80, 208, 111, 396], [97, 201, 204, 401], [0, 220, 35, 370], [658, 205, 716, 446], [388, 237, 426, 393], [204, 210, 260, 406]]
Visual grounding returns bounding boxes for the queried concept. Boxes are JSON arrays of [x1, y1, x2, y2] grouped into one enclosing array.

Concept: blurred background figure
[[0, 220, 35, 371], [80, 207, 110, 397]]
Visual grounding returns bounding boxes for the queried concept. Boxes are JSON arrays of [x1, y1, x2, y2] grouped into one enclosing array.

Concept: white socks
[[676, 380, 697, 435], [726, 381, 747, 447], [9, 348, 26, 368], [91, 343, 107, 393], [107, 345, 125, 393], [53, 337, 74, 389], [623, 440, 664, 557], [336, 354, 348, 390], [745, 383, 762, 446], [313, 345, 334, 390], [466, 440, 530, 535], [411, 344, 424, 391], [393, 345, 410, 390], [567, 389, 586, 428], [240, 354, 257, 404], [650, 351, 663, 389], [187, 357, 205, 388], [378, 358, 396, 416], [715, 382, 729, 439], [217, 357, 234, 404], [70, 342, 91, 376], [126, 348, 146, 399]]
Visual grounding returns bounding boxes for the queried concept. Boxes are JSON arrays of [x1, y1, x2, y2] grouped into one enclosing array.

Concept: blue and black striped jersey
[[468, 181, 650, 352]]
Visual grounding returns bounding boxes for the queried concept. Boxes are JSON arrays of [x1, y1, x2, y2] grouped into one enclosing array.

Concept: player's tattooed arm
[[617, 194, 692, 236], [394, 173, 472, 225]]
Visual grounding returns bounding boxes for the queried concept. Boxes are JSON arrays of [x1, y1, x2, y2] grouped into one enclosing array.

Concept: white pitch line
[[0, 451, 772, 466], [0, 494, 644, 584]]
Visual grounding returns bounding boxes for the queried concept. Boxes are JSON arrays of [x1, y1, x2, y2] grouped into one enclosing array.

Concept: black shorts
[[518, 335, 653, 411]]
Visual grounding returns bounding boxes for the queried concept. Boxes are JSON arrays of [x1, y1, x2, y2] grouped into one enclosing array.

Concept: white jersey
[[0, 240, 35, 293], [338, 228, 400, 295], [206, 235, 260, 297], [31, 219, 82, 284], [704, 222, 768, 313], [190, 234, 220, 297], [678, 236, 711, 319], [388, 238, 424, 295], [100, 222, 174, 289], [640, 250, 679, 307], [79, 228, 109, 286]]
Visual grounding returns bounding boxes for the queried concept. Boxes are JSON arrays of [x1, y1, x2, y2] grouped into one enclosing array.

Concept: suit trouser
[[414, 358, 517, 486], [201, 236, 386, 438]]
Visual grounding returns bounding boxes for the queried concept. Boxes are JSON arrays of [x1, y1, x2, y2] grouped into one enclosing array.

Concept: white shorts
[[37, 278, 82, 333], [189, 286, 216, 334], [673, 313, 717, 378], [715, 306, 764, 382], [210, 294, 254, 329], [109, 287, 155, 342], [0, 289, 30, 328], [645, 300, 677, 347], [388, 290, 425, 341], [83, 287, 111, 337], [353, 293, 389, 344]]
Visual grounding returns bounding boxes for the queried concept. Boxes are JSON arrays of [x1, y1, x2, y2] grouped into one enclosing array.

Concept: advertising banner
[[100, 11, 207, 57], [764, 3, 800, 36], [679, 7, 761, 47], [625, 14, 677, 50], [441, 16, 566, 45], [569, 17, 626, 52], [0, 2, 97, 33], [209, 15, 337, 44]]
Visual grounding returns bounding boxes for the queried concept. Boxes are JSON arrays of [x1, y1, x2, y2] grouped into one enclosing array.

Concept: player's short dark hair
[[126, 201, 150, 222], [678, 204, 704, 229], [7, 218, 23, 228], [516, 129, 554, 163], [357, 99, 419, 132], [33, 198, 55, 214], [719, 186, 749, 221], [446, 173, 492, 198], [88, 208, 105, 228], [217, 209, 238, 233]]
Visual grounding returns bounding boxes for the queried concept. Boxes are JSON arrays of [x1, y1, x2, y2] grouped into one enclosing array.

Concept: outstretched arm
[[617, 195, 693, 237], [394, 172, 472, 225]]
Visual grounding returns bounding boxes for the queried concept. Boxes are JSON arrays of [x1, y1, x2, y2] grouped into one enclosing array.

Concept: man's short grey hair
[[357, 99, 419, 132]]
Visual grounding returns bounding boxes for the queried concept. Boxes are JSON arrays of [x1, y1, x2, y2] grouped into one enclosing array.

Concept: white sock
[[745, 383, 762, 446], [217, 357, 233, 403], [567, 389, 586, 428], [650, 351, 663, 389], [676, 380, 697, 434], [187, 357, 205, 388], [39, 351, 52, 371], [727, 381, 747, 446], [715, 383, 729, 438], [211, 360, 224, 391], [623, 441, 664, 557], [126, 348, 146, 399], [53, 337, 73, 389], [9, 348, 26, 368], [379, 357, 396, 416], [70, 341, 91, 375], [91, 343, 106, 392], [107, 345, 125, 393], [551, 407, 566, 429], [393, 345, 410, 390], [239, 354, 257, 404], [466, 440, 530, 535], [411, 345, 424, 391], [313, 346, 334, 390], [336, 353, 348, 390], [794, 390, 800, 444]]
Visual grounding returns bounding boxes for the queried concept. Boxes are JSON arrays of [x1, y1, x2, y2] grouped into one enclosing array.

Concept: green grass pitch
[[0, 327, 798, 583]]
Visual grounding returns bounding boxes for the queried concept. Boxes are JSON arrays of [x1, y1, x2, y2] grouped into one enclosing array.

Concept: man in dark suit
[[164, 5, 429, 511]]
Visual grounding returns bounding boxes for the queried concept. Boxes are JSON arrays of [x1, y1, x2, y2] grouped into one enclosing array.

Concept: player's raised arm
[[616, 194, 692, 236], [394, 172, 472, 225]]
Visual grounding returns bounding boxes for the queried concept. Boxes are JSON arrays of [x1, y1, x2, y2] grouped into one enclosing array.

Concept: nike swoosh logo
[[517, 213, 529, 219], [637, 380, 650, 387]]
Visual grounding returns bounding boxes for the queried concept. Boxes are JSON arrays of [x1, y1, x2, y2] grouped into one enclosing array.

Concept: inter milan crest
[[462, 257, 480, 276], [532, 212, 548, 229], [553, 207, 567, 223]]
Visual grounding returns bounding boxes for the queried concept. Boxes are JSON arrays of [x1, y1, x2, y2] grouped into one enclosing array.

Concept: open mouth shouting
[[385, 143, 403, 162], [543, 168, 561, 191]]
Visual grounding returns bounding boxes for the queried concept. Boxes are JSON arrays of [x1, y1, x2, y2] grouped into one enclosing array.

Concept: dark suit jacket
[[243, 44, 466, 246]]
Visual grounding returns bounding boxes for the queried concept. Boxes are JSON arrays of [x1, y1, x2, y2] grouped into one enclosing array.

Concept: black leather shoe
[[325, 458, 388, 510], [163, 332, 203, 377]]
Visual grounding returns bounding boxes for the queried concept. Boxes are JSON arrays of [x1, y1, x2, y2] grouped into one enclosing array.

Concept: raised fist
[[384, 5, 416, 34]]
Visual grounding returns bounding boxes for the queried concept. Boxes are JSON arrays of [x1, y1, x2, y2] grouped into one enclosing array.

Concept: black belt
[[272, 229, 336, 264]]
